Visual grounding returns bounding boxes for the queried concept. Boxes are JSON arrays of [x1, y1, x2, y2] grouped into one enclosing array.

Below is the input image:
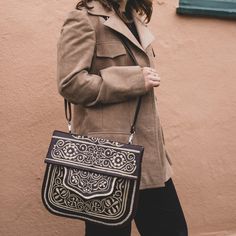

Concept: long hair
[[76, 0, 153, 23]]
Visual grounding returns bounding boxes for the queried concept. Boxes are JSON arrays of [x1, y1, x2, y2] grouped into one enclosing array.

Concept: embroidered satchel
[[41, 97, 144, 227]]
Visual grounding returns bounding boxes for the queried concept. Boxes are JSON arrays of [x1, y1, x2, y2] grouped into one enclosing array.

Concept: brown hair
[[76, 0, 153, 23]]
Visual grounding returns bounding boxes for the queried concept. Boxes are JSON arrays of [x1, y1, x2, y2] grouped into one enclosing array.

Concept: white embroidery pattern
[[51, 139, 137, 175], [46, 165, 135, 220]]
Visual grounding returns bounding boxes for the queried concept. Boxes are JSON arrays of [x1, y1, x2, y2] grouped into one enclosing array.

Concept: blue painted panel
[[177, 0, 236, 19]]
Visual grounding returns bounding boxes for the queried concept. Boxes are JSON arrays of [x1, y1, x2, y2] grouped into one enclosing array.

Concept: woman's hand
[[141, 67, 161, 91]]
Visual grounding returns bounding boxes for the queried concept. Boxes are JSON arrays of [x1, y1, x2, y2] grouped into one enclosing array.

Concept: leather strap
[[130, 96, 142, 134], [64, 94, 142, 137], [64, 33, 144, 143], [119, 35, 143, 136]]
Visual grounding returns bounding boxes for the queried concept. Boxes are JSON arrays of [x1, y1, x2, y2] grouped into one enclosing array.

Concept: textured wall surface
[[1, 0, 236, 235]]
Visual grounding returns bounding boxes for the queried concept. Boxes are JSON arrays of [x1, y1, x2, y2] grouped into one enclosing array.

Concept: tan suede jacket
[[57, 1, 173, 189]]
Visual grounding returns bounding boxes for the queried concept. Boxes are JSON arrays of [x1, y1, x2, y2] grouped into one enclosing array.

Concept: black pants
[[85, 178, 188, 236]]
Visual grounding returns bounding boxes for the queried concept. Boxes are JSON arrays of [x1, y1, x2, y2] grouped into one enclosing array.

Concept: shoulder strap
[[119, 34, 143, 144], [64, 18, 144, 144]]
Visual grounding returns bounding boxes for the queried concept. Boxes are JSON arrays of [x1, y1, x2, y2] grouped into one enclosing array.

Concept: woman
[[57, 0, 188, 235]]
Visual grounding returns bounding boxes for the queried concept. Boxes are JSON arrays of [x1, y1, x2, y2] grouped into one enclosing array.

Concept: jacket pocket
[[96, 41, 126, 58]]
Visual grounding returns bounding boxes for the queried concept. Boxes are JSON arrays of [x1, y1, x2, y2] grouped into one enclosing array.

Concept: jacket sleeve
[[57, 10, 147, 107]]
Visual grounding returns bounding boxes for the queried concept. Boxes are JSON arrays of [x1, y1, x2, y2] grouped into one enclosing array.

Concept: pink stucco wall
[[1, 0, 236, 235]]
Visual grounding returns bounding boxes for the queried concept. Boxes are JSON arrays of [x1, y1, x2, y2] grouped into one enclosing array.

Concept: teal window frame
[[176, 0, 236, 19]]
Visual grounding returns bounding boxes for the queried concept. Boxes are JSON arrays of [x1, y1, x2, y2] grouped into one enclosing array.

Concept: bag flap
[[45, 130, 144, 179], [63, 167, 118, 199]]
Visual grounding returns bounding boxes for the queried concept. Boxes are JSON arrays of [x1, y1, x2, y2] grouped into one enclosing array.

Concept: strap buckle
[[67, 121, 72, 133], [128, 131, 135, 144], [64, 99, 72, 133]]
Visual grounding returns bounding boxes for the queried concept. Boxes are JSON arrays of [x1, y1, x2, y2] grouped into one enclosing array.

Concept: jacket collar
[[86, 1, 155, 52]]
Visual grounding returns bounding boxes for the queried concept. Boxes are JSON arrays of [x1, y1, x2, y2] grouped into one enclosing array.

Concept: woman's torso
[[57, 1, 173, 189]]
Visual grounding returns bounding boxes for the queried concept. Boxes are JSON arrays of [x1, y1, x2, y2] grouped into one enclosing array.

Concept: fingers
[[142, 67, 160, 79], [149, 73, 160, 82], [142, 67, 161, 90], [150, 79, 160, 87]]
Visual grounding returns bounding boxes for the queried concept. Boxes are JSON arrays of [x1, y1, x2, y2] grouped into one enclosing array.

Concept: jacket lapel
[[132, 11, 155, 50], [103, 12, 145, 52], [86, 1, 155, 52]]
